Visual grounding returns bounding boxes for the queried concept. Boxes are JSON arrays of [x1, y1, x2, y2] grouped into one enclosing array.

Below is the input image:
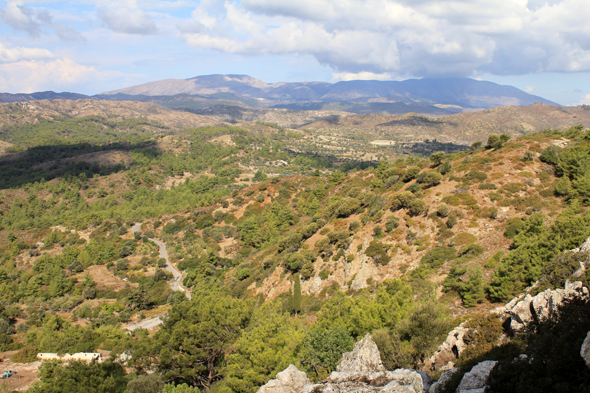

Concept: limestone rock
[[424, 323, 469, 371], [258, 335, 424, 393], [581, 331, 590, 369], [307, 368, 423, 393], [501, 281, 589, 333], [258, 364, 311, 393], [428, 368, 457, 393], [456, 361, 497, 393], [508, 294, 533, 331], [336, 333, 386, 372]]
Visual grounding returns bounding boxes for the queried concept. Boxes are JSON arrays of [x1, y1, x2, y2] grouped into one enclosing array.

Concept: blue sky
[[1, 0, 589, 106]]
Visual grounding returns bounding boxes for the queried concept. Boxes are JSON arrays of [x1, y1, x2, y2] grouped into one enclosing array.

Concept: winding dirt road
[[131, 223, 191, 299]]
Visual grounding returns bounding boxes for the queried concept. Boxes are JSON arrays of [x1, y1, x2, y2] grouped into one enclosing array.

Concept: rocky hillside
[[1, 101, 590, 392]]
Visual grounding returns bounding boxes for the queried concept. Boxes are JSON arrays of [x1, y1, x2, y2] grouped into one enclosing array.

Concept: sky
[[0, 0, 590, 106]]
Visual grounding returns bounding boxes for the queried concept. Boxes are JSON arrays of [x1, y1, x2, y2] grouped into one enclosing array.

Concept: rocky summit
[[258, 334, 424, 393]]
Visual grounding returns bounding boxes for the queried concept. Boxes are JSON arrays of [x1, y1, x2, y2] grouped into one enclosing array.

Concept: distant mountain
[[0, 75, 559, 117], [101, 74, 558, 110], [0, 91, 91, 103]]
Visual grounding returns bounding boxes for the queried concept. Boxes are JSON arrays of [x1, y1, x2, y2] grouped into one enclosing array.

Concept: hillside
[[0, 102, 589, 391]]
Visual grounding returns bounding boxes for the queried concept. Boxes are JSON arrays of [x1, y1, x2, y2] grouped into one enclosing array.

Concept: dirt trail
[[131, 223, 191, 299]]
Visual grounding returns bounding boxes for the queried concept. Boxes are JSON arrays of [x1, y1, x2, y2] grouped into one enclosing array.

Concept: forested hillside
[[0, 102, 590, 392]]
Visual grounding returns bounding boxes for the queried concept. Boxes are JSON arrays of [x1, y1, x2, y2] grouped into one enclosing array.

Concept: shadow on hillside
[[0, 141, 159, 189], [438, 298, 590, 393]]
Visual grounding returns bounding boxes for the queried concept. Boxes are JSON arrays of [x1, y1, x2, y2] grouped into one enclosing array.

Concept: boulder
[[311, 333, 423, 392], [455, 361, 497, 393], [258, 364, 311, 393], [428, 368, 457, 393], [580, 331, 590, 369], [418, 371, 433, 392], [336, 333, 386, 372], [508, 294, 534, 331]]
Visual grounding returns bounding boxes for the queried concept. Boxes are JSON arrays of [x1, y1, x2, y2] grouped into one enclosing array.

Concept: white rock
[[456, 361, 497, 392], [509, 294, 533, 331], [424, 324, 469, 371], [336, 333, 385, 372], [258, 364, 311, 393]]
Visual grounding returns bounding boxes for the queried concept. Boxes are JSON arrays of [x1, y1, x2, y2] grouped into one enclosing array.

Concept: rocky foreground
[[258, 334, 425, 393]]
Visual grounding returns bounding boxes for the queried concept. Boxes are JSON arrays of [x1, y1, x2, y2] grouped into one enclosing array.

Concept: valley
[[0, 97, 589, 392]]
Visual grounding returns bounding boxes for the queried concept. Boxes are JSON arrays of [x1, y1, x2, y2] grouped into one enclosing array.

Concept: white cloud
[[579, 93, 590, 105], [524, 86, 536, 93], [176, 0, 590, 78], [332, 72, 393, 82], [97, 7, 158, 35], [0, 0, 46, 36], [0, 58, 121, 93], [0, 43, 54, 63]]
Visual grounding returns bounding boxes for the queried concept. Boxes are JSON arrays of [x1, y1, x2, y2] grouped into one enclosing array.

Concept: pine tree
[[462, 268, 485, 308]]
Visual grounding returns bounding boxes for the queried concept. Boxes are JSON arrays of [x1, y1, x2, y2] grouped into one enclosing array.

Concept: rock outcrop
[[424, 323, 469, 371], [455, 361, 497, 393], [428, 368, 456, 393], [495, 281, 589, 332], [426, 280, 590, 373], [581, 331, 590, 370], [258, 365, 311, 393], [257, 334, 424, 393]]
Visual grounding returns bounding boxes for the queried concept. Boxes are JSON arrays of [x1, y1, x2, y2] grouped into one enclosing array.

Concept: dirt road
[[124, 316, 163, 331], [131, 223, 191, 300]]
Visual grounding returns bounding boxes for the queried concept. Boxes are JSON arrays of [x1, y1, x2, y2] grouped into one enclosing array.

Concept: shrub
[[452, 232, 477, 247], [402, 166, 421, 182], [390, 191, 416, 211], [385, 216, 400, 232], [301, 262, 314, 280], [417, 171, 442, 187], [365, 240, 391, 266], [503, 217, 523, 238], [300, 328, 354, 381], [412, 247, 456, 278], [408, 199, 427, 216], [540, 145, 561, 166], [12, 345, 39, 363], [466, 171, 488, 182], [437, 203, 450, 218], [430, 152, 446, 166], [116, 259, 128, 272]]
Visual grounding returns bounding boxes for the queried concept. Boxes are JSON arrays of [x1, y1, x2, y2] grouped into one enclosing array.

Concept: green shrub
[[390, 191, 416, 211], [417, 171, 442, 187], [437, 203, 450, 218], [365, 240, 391, 266], [300, 328, 354, 381], [408, 199, 428, 216], [412, 247, 456, 278], [12, 345, 39, 363]]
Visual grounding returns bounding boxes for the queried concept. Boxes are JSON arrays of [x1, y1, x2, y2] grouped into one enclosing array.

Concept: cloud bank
[[177, 0, 590, 78]]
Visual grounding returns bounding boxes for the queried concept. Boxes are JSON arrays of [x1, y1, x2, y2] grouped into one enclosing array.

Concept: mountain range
[[0, 75, 558, 116]]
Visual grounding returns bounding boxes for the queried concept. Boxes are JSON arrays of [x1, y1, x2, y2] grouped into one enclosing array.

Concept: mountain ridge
[[101, 74, 557, 110]]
